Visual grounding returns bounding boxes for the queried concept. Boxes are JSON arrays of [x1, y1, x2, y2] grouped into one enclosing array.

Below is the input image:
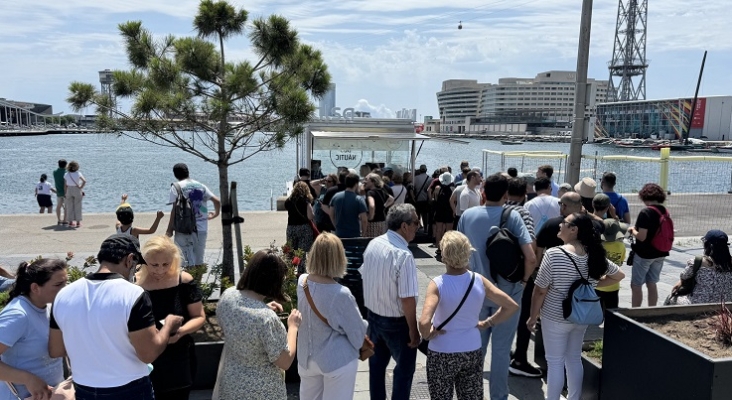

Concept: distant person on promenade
[[628, 183, 673, 307], [34, 173, 56, 214], [166, 163, 221, 268], [360, 204, 421, 400], [601, 172, 631, 223], [63, 160, 86, 228], [329, 173, 368, 238], [116, 194, 165, 239], [668, 230, 732, 305], [49, 234, 184, 400], [53, 159, 67, 225], [536, 165, 559, 197]]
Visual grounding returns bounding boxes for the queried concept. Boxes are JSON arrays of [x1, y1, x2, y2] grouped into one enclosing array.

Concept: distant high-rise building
[[319, 84, 336, 117], [395, 108, 417, 121]]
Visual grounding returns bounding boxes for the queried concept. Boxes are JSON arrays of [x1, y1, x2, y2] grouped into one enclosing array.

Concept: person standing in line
[[284, 181, 316, 254], [412, 165, 431, 231], [449, 168, 470, 230], [0, 259, 67, 400], [457, 171, 482, 219], [329, 173, 368, 239], [527, 213, 624, 400], [432, 172, 454, 256], [601, 172, 631, 223], [136, 236, 205, 400], [535, 165, 559, 197], [593, 193, 628, 311], [359, 204, 421, 400], [49, 234, 184, 400], [524, 177, 560, 233], [297, 233, 368, 400], [628, 183, 672, 307], [364, 173, 394, 238], [166, 163, 221, 268], [457, 173, 536, 400], [53, 159, 68, 225], [419, 231, 518, 400], [63, 160, 86, 228], [35, 174, 56, 214], [574, 177, 597, 214]]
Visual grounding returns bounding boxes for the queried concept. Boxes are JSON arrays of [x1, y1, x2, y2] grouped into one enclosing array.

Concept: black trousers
[[513, 277, 535, 363], [415, 201, 430, 228]]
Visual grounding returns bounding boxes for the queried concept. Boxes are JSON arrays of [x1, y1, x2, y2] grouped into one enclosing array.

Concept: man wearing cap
[[593, 193, 628, 310], [601, 172, 631, 223], [166, 163, 221, 268], [49, 234, 183, 399]]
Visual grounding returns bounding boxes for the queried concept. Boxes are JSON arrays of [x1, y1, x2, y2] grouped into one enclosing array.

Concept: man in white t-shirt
[[49, 234, 183, 399], [524, 177, 561, 233], [166, 163, 221, 267], [458, 170, 482, 216]]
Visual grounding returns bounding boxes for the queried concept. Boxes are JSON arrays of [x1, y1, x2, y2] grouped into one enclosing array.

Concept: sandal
[[69, 222, 77, 228]]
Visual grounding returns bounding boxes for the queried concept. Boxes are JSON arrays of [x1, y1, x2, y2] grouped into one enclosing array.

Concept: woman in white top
[[419, 231, 519, 400], [63, 160, 86, 228], [527, 213, 625, 400]]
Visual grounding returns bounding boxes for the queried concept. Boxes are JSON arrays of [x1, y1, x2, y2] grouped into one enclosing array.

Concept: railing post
[[659, 148, 670, 191], [593, 151, 599, 181]]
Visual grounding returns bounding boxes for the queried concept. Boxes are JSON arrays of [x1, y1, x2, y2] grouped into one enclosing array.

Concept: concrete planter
[[602, 305, 732, 400], [581, 354, 601, 400]]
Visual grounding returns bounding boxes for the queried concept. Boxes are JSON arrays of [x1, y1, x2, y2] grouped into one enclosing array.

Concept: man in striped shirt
[[360, 203, 421, 400]]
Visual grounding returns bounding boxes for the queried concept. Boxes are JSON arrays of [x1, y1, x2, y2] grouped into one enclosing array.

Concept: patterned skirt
[[286, 223, 314, 252]]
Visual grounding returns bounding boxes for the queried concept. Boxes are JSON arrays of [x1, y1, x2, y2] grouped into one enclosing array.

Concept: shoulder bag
[[302, 276, 374, 360], [418, 271, 476, 355]]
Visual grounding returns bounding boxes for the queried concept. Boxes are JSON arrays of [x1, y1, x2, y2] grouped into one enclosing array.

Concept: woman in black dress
[[363, 173, 394, 237], [285, 181, 316, 253], [136, 235, 205, 400], [432, 172, 454, 254]]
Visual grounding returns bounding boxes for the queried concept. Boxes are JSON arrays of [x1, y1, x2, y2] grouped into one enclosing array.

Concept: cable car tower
[[607, 0, 648, 102]]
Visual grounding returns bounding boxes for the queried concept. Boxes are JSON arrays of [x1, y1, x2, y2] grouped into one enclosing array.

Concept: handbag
[[302, 276, 374, 361], [418, 271, 476, 355], [664, 256, 703, 305], [67, 174, 85, 197], [6, 377, 75, 400]]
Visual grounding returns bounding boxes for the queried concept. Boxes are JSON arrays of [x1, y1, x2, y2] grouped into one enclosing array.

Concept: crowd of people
[[1, 157, 731, 400]]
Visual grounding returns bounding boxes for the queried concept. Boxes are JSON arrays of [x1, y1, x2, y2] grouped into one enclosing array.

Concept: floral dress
[[213, 288, 288, 400], [675, 258, 732, 305]]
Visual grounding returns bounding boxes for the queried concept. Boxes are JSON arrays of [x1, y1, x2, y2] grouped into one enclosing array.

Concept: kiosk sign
[[329, 149, 363, 169]]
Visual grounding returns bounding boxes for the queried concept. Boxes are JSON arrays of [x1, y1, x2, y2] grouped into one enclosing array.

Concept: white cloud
[[353, 99, 395, 118]]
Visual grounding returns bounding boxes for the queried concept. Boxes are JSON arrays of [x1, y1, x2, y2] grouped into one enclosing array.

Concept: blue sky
[[2, 0, 730, 118]]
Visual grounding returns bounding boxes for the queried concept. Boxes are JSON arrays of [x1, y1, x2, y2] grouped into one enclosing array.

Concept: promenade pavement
[[0, 212, 707, 399]]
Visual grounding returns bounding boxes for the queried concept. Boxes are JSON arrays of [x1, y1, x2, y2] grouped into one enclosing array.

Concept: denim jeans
[[367, 311, 417, 400], [479, 277, 524, 400], [74, 376, 155, 400]]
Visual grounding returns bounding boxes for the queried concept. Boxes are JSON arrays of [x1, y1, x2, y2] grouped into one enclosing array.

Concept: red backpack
[[648, 206, 674, 252]]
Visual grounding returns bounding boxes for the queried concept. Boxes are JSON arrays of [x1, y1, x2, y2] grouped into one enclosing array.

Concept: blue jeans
[[74, 376, 155, 400], [367, 311, 417, 400], [480, 278, 524, 400]]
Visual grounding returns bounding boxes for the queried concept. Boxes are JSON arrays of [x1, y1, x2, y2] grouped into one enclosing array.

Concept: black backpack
[[172, 182, 197, 234], [485, 207, 524, 282]]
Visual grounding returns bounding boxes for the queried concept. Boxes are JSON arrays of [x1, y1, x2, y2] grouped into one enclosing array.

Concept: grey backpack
[[172, 182, 197, 234]]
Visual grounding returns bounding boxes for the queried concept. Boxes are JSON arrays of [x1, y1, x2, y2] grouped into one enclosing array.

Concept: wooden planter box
[[602, 305, 732, 400], [192, 341, 224, 390]]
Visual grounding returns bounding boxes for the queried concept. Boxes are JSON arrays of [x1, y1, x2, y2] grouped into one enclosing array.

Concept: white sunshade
[[311, 131, 431, 140]]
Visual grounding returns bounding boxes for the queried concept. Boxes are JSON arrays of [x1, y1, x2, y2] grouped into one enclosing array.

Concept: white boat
[[711, 145, 732, 154]]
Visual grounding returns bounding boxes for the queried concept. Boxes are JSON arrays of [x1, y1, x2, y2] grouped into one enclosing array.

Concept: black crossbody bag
[[418, 272, 476, 355]]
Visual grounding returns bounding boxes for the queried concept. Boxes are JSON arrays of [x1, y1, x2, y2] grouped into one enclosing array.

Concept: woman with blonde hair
[[285, 181, 316, 254], [63, 160, 86, 228], [363, 173, 394, 237], [136, 235, 205, 400], [419, 231, 518, 400], [297, 232, 368, 400]]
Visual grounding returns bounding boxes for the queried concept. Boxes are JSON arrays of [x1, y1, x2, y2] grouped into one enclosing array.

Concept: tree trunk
[[218, 142, 235, 286]]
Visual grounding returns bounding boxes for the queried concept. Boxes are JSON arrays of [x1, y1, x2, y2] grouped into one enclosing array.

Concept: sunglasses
[[561, 219, 576, 227]]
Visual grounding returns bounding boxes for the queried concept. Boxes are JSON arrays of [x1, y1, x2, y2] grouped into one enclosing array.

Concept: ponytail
[[8, 259, 67, 300], [572, 213, 608, 280]]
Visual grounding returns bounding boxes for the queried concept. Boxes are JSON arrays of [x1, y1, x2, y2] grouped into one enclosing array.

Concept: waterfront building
[[436, 71, 609, 135], [395, 108, 417, 121], [0, 98, 53, 126], [318, 84, 336, 117], [595, 96, 732, 141]]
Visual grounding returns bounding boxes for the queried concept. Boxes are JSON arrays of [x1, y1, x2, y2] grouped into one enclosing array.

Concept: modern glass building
[[595, 96, 732, 141]]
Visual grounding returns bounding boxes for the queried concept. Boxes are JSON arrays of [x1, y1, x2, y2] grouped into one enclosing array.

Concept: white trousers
[[541, 319, 588, 400], [298, 358, 358, 400]]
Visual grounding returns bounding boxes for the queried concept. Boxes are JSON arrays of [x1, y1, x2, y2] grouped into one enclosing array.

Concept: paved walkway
[[0, 212, 707, 399]]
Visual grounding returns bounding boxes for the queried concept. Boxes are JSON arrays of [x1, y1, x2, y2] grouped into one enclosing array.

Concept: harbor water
[[1, 133, 731, 214]]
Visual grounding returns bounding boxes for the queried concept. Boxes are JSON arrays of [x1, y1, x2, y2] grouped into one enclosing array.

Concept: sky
[[2, 0, 731, 119]]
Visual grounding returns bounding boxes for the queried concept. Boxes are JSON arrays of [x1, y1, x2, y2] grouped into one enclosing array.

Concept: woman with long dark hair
[[0, 259, 68, 400], [671, 230, 732, 305], [363, 173, 394, 237], [527, 213, 625, 400], [285, 181, 316, 253]]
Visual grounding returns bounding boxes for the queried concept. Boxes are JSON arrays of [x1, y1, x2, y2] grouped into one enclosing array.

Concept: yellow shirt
[[596, 241, 625, 292]]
